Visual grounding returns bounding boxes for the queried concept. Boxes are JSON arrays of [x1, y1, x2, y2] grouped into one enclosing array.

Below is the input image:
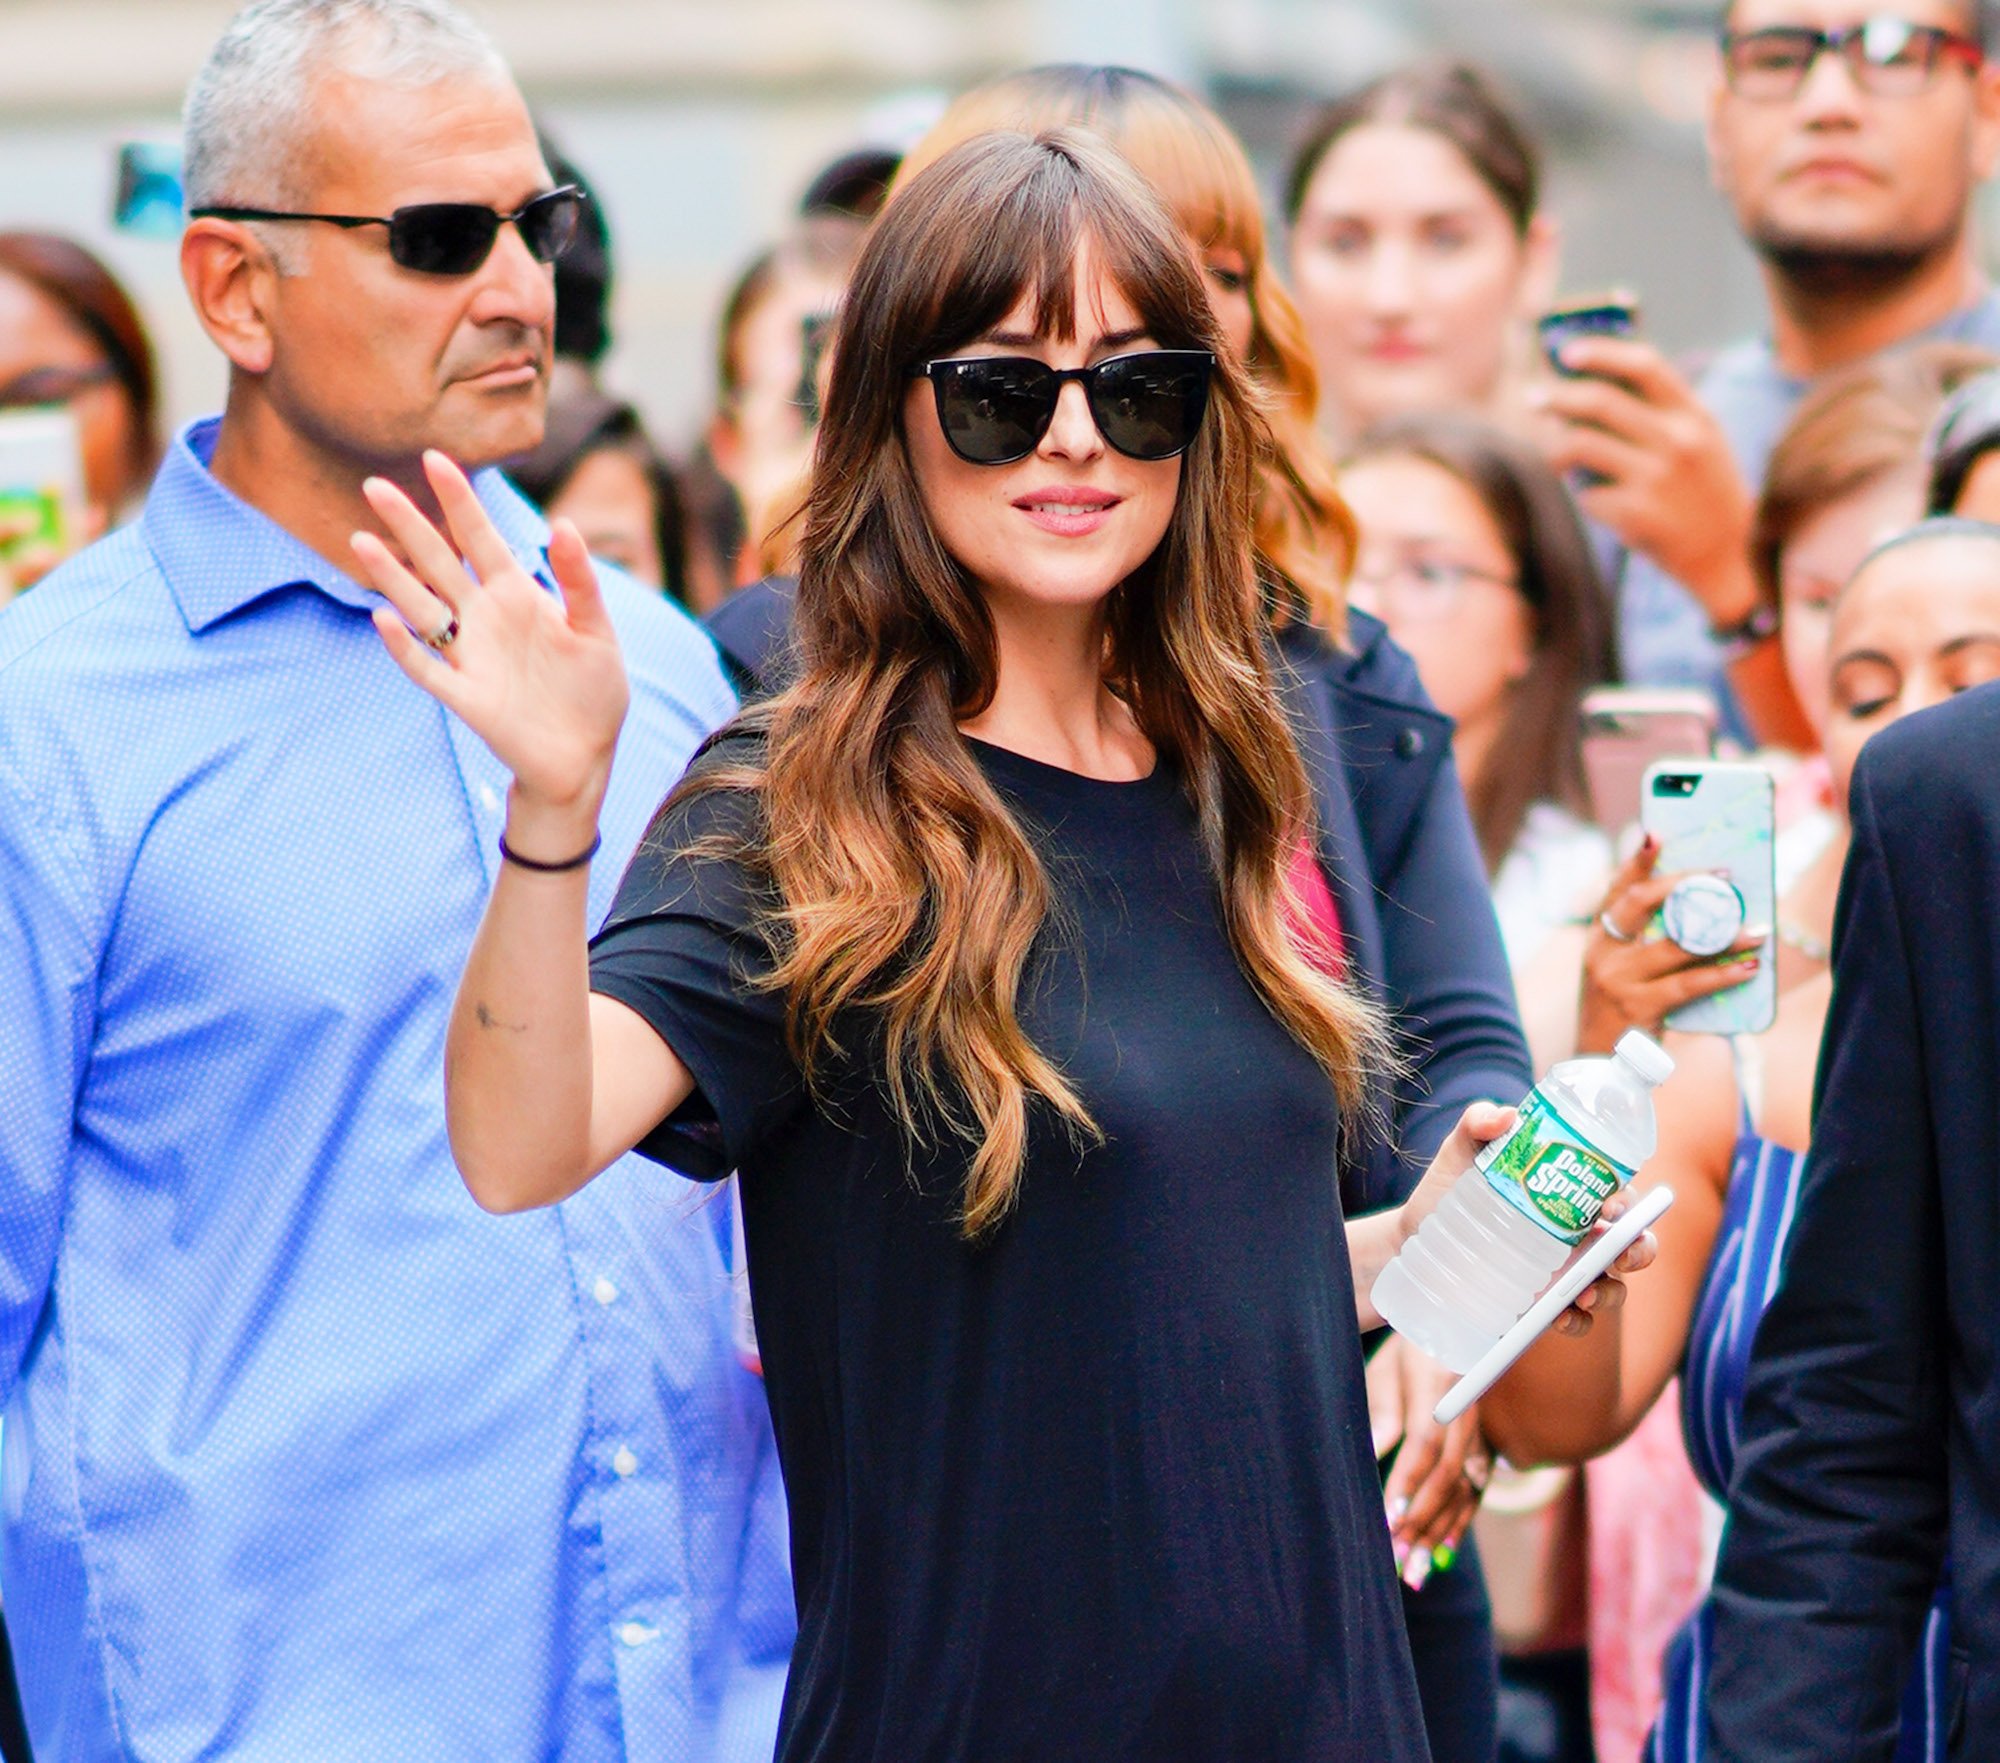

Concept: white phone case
[[1639, 760, 1777, 1036]]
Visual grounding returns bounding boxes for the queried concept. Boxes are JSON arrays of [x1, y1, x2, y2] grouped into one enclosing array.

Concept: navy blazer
[[704, 581, 1531, 1218], [1706, 684, 2000, 1761], [1272, 612, 1530, 1212]]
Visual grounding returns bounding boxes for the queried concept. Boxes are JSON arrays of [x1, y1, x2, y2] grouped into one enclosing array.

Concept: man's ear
[[180, 220, 283, 376]]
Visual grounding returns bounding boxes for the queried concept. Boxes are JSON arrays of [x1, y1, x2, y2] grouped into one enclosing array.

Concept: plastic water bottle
[[1371, 1030, 1675, 1373]]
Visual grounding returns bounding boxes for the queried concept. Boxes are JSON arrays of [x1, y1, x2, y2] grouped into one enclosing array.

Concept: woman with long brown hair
[[870, 67, 1538, 1763], [353, 129, 1639, 1760]]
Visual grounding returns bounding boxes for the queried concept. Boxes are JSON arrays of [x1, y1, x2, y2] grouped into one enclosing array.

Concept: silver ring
[[425, 615, 460, 652], [1598, 910, 1637, 945]]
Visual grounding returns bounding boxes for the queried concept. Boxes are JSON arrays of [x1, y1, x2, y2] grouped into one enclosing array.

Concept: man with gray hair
[[0, 3, 791, 1757]]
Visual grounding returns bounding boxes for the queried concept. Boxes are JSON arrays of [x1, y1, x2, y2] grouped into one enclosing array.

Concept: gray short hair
[[184, 0, 511, 214]]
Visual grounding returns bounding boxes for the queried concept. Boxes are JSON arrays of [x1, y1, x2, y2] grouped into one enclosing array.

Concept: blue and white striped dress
[[1646, 1126, 1953, 1761]]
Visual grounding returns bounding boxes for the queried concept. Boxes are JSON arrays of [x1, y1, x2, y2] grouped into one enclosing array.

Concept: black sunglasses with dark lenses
[[190, 185, 585, 277], [915, 349, 1216, 466], [1720, 19, 1984, 100]]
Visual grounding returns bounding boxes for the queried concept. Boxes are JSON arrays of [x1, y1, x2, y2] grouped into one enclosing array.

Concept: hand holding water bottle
[[1377, 1032, 1673, 1372]]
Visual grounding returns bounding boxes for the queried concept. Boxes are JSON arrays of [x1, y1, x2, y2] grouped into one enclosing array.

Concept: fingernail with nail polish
[[1403, 1545, 1433, 1592], [1392, 1537, 1410, 1571], [1433, 1541, 1457, 1573]]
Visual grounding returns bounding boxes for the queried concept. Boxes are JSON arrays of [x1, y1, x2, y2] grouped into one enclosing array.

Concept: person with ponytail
[[356, 130, 1642, 1761]]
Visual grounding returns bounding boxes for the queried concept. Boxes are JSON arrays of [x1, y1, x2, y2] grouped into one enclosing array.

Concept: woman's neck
[[958, 597, 1154, 781]]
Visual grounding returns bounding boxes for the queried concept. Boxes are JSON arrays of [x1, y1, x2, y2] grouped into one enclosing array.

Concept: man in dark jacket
[[1706, 662, 2000, 1757]]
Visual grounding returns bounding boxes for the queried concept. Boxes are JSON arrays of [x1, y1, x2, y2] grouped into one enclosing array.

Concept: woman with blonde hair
[[357, 128, 1640, 1762]]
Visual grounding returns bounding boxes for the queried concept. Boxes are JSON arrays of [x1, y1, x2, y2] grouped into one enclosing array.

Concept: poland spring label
[[1475, 1090, 1631, 1243]]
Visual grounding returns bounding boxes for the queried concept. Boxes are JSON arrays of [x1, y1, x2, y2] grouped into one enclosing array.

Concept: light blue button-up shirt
[[0, 420, 793, 1761]]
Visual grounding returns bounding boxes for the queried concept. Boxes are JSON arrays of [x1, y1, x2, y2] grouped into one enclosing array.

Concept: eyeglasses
[[188, 186, 585, 277], [1720, 19, 1984, 101], [0, 362, 117, 410], [1349, 556, 1522, 623], [911, 349, 1215, 466]]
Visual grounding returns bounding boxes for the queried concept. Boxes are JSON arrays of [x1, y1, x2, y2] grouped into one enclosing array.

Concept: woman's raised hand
[[354, 450, 630, 830], [1577, 836, 1764, 1054]]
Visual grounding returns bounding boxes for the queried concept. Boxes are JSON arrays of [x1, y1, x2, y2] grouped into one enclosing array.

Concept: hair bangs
[[891, 139, 1215, 372]]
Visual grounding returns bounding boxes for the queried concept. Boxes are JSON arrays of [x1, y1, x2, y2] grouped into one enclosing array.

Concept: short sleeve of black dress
[[588, 735, 801, 1180]]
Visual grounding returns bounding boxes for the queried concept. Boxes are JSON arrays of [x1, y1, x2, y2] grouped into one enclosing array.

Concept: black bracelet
[[498, 828, 601, 873]]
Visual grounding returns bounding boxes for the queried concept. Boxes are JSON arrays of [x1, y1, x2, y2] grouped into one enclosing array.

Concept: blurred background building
[[0, 0, 1843, 445]]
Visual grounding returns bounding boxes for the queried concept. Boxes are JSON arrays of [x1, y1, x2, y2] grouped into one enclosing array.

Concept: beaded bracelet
[[498, 829, 601, 873]]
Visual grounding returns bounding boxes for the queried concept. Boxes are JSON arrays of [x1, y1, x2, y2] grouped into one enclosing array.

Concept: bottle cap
[[1614, 1028, 1675, 1088]]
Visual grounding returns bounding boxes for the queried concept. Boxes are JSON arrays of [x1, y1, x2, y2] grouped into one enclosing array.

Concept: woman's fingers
[[1384, 1349, 1488, 1566], [1600, 832, 1661, 902], [1367, 1338, 1407, 1462], [362, 473, 478, 616], [1659, 956, 1759, 1008], [353, 529, 457, 647], [547, 516, 616, 641], [425, 449, 529, 591], [1595, 867, 1681, 943], [369, 604, 469, 711]]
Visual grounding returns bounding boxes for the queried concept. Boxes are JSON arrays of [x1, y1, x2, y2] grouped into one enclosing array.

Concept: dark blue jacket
[[704, 581, 1531, 1218], [1707, 684, 2000, 1761], [1271, 611, 1530, 1211]]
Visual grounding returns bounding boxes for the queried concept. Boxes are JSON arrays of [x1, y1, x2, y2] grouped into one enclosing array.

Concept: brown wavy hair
[[681, 128, 1390, 1236], [896, 67, 1358, 637]]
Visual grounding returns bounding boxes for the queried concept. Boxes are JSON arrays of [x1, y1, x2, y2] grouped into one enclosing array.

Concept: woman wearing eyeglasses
[[1341, 414, 1619, 1069], [353, 130, 1647, 1762], [0, 232, 162, 595]]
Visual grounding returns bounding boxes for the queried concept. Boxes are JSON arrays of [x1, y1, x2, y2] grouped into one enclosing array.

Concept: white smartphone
[[1640, 760, 1777, 1036], [1432, 1185, 1675, 1427]]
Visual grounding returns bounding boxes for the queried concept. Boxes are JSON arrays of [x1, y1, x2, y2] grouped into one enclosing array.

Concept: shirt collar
[[147, 416, 554, 635]]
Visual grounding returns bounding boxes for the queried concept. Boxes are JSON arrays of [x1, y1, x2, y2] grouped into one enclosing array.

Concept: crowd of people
[[4, 0, 2000, 1759]]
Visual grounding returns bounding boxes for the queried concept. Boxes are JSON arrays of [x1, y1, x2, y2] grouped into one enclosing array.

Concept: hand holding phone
[[1537, 291, 1641, 379], [1531, 325, 1759, 621], [1639, 760, 1777, 1036], [1433, 1185, 1674, 1427]]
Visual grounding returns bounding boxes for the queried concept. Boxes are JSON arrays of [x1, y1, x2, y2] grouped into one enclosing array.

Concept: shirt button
[[612, 1445, 640, 1478], [479, 783, 501, 813], [593, 1275, 619, 1306], [618, 1620, 658, 1648]]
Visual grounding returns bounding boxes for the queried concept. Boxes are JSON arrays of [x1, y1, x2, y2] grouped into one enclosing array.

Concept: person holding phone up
[[1482, 517, 2000, 1761], [1534, 1, 2000, 751]]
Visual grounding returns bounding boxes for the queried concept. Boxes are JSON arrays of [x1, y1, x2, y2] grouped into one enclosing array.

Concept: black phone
[[1537, 292, 1640, 377]]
